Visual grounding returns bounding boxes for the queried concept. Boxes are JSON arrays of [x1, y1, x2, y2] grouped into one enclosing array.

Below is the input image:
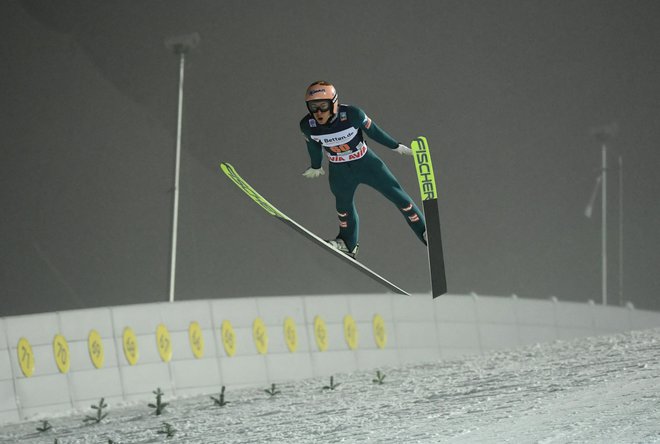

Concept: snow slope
[[1, 328, 659, 443]]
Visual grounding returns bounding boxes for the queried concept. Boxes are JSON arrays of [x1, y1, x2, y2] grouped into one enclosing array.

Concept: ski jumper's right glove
[[302, 167, 325, 178]]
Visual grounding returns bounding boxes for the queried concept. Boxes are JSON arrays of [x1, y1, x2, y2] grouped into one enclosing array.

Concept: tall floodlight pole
[[618, 155, 623, 306], [164, 32, 200, 303], [587, 123, 617, 306], [600, 143, 607, 306]]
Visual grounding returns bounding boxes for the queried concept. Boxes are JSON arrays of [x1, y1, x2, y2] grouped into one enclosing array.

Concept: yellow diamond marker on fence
[[284, 317, 298, 353], [52, 334, 71, 374], [122, 327, 139, 366], [17, 337, 35, 377], [156, 324, 173, 362], [314, 316, 328, 352], [221, 320, 236, 357], [188, 321, 204, 359], [343, 315, 359, 350], [88, 329, 105, 369], [253, 317, 269, 355], [373, 314, 387, 349]]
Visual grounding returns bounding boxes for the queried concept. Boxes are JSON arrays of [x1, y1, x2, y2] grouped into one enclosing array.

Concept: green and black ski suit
[[299, 104, 426, 251]]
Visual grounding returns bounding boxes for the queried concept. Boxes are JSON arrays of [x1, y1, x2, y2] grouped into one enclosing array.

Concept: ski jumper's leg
[[328, 163, 360, 251], [361, 152, 427, 244]]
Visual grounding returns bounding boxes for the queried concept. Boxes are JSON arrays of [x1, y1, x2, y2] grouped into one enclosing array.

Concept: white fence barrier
[[1, 294, 659, 424]]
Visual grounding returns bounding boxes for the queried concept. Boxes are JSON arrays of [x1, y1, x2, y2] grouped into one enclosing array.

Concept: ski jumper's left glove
[[393, 144, 413, 155]]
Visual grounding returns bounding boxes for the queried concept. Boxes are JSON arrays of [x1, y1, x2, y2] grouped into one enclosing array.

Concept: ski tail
[[411, 136, 448, 298]]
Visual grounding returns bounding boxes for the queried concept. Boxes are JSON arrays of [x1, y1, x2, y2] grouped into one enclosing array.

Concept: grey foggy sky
[[1, 0, 659, 315]]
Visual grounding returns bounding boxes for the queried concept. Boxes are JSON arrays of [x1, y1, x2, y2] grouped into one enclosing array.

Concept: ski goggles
[[306, 99, 333, 114]]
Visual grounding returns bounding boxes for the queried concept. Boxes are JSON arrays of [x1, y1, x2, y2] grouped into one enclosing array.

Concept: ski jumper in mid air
[[299, 81, 427, 258]]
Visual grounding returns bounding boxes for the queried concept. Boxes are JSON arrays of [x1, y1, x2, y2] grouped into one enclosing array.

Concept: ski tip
[[219, 162, 234, 175]]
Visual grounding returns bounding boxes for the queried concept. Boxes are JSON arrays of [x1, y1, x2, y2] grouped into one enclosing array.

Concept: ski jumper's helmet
[[305, 81, 339, 118]]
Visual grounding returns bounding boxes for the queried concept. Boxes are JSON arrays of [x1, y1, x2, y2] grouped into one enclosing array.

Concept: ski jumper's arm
[[350, 106, 399, 149], [299, 118, 323, 169]]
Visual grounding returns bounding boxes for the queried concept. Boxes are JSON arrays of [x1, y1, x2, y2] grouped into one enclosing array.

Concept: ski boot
[[326, 238, 359, 259]]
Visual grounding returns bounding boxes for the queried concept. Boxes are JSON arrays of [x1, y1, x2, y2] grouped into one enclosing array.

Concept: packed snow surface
[[2, 328, 659, 443]]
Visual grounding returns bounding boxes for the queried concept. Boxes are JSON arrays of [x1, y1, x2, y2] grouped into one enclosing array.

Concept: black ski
[[411, 136, 448, 298]]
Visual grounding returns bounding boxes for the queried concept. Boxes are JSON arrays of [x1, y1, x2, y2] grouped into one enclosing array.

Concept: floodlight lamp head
[[165, 32, 201, 55], [589, 122, 619, 144]]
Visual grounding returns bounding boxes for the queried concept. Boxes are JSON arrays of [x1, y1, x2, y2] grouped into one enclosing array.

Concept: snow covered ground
[[2, 328, 659, 443]]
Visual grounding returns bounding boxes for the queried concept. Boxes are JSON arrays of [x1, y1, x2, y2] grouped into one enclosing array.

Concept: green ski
[[220, 162, 409, 296]]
